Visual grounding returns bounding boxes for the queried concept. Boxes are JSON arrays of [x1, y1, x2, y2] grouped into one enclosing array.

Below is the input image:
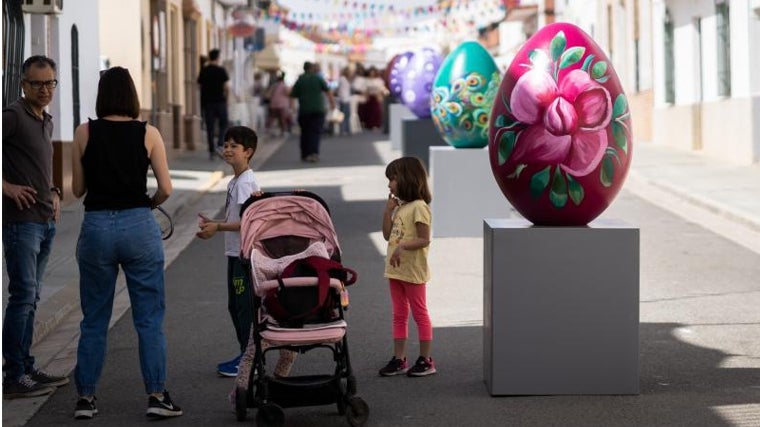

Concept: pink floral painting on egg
[[491, 30, 631, 210]]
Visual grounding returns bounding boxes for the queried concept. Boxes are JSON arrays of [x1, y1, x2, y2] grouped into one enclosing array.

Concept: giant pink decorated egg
[[488, 23, 633, 226], [401, 48, 443, 118]]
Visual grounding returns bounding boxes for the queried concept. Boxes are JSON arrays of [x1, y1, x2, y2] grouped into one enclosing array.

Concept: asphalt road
[[26, 132, 760, 426]]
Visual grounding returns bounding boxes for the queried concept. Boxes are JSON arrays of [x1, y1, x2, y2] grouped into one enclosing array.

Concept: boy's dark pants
[[227, 256, 253, 354]]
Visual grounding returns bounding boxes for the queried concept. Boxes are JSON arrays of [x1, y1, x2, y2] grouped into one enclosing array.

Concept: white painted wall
[[98, 1, 143, 103], [35, 0, 101, 141]]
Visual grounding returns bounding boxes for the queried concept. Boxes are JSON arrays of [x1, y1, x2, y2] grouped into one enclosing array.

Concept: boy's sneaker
[[3, 374, 55, 399], [378, 357, 408, 376], [30, 369, 70, 387], [146, 390, 183, 418], [407, 356, 437, 377], [217, 354, 242, 377], [74, 397, 98, 419]]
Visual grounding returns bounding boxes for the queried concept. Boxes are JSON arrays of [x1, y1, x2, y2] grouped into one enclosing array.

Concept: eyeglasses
[[23, 79, 58, 90]]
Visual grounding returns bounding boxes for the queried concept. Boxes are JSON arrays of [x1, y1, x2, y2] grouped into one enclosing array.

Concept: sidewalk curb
[[627, 169, 760, 233]]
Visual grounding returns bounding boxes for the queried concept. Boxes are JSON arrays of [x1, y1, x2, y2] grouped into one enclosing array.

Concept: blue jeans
[[2, 221, 56, 381], [339, 101, 351, 135], [203, 102, 229, 154], [74, 208, 167, 395]]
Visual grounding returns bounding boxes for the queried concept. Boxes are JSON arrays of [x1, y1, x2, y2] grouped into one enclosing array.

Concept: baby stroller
[[234, 191, 369, 427]]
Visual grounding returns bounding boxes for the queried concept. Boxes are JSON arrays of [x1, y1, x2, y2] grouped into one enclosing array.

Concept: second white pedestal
[[389, 103, 416, 150], [430, 146, 513, 237], [400, 118, 447, 170]]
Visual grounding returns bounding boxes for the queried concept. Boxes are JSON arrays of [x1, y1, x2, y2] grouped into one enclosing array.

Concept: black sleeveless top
[[82, 119, 152, 211]]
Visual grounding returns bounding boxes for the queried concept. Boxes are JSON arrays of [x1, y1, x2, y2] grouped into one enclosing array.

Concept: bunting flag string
[[262, 0, 506, 46]]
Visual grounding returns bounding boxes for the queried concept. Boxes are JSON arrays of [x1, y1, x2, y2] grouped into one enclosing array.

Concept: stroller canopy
[[240, 193, 341, 260]]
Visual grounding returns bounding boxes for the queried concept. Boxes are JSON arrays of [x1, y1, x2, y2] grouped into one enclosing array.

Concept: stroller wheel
[[234, 386, 248, 421], [256, 403, 285, 427], [345, 396, 369, 427]]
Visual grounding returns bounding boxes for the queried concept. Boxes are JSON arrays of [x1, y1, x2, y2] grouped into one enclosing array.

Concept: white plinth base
[[390, 104, 416, 150], [401, 118, 447, 170], [484, 219, 640, 395], [430, 146, 513, 237]]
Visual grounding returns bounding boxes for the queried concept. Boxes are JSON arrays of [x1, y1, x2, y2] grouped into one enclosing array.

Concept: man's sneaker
[[30, 369, 70, 387], [378, 357, 408, 376], [146, 390, 183, 418], [407, 356, 437, 377], [74, 397, 98, 419], [2, 374, 55, 399], [217, 354, 242, 377]]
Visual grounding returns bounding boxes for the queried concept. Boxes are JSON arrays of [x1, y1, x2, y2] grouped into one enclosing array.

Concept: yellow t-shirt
[[384, 199, 431, 284]]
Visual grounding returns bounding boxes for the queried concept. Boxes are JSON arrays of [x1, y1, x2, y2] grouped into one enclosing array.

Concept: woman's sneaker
[[74, 397, 97, 419], [407, 356, 437, 377], [146, 390, 183, 418], [378, 357, 408, 376]]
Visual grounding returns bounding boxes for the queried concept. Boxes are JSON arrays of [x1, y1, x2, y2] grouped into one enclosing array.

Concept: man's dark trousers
[[204, 102, 228, 154], [298, 112, 326, 159]]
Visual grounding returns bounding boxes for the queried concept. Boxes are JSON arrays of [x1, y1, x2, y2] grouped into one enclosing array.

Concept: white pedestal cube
[[401, 118, 447, 170], [389, 103, 416, 150], [429, 146, 513, 237], [483, 219, 640, 395]]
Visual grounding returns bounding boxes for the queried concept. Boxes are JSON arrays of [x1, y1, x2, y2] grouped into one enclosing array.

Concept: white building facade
[[652, 0, 760, 164]]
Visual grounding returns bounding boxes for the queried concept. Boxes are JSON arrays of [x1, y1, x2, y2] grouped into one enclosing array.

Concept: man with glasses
[[2, 55, 69, 398]]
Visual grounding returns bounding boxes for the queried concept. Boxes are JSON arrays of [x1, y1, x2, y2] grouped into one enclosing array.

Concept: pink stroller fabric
[[240, 195, 341, 260], [234, 193, 346, 396]]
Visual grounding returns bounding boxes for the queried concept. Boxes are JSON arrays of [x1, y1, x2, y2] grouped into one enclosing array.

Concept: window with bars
[[72, 24, 80, 129], [3, 0, 24, 107], [664, 10, 675, 104], [715, 0, 731, 97]]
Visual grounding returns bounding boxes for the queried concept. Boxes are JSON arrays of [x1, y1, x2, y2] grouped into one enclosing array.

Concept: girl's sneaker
[[407, 356, 436, 377], [378, 357, 408, 376]]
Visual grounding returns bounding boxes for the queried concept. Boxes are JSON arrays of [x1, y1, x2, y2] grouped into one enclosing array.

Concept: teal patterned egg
[[431, 41, 501, 148]]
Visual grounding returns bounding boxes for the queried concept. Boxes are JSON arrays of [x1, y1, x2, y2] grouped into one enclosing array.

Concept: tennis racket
[[153, 205, 174, 240]]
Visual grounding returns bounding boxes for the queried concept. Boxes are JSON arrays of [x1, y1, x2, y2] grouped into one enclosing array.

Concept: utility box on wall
[[21, 0, 63, 14]]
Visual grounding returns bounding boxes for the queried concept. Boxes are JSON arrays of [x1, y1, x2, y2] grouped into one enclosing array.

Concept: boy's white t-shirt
[[224, 168, 260, 257]]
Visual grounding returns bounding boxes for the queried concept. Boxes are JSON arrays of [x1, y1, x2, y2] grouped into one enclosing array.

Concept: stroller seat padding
[[262, 320, 346, 346]]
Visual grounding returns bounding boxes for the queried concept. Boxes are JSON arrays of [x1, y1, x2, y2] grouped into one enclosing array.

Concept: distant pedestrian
[[363, 66, 389, 131], [336, 66, 354, 136], [290, 61, 335, 162], [266, 70, 292, 137], [196, 126, 260, 377], [2, 55, 70, 399], [70, 66, 182, 419], [379, 157, 436, 377], [198, 48, 230, 160]]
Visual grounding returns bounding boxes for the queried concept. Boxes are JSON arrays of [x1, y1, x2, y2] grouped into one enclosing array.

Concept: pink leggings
[[389, 278, 433, 341]]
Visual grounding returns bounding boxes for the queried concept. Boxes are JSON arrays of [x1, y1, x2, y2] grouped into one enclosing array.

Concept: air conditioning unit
[[21, 0, 63, 15]]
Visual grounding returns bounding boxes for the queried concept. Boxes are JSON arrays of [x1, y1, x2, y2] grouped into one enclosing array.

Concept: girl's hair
[[385, 157, 432, 204], [224, 126, 258, 160], [96, 67, 140, 119]]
